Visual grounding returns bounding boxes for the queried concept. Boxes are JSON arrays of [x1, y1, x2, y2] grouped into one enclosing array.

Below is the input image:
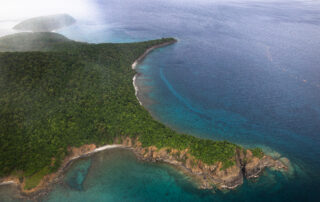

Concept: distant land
[[13, 14, 76, 32], [0, 16, 288, 198]]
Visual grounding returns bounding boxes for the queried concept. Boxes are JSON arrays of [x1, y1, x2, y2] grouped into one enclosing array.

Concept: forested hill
[[0, 32, 74, 52], [0, 33, 259, 189], [12, 14, 76, 32]]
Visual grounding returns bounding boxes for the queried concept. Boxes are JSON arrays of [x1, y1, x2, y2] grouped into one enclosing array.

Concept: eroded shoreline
[[0, 144, 124, 199], [0, 40, 289, 200], [0, 40, 178, 198], [0, 137, 289, 200]]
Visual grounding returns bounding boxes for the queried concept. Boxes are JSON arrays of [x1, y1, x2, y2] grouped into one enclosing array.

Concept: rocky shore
[[0, 136, 288, 199], [0, 40, 179, 198], [0, 144, 123, 199], [120, 137, 288, 190], [127, 39, 288, 190], [0, 39, 288, 198]]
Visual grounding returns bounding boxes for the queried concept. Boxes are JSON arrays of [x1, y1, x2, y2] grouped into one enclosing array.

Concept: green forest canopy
[[0, 33, 263, 185]]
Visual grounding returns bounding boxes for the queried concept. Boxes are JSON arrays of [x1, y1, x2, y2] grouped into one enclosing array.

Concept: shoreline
[[0, 144, 124, 198], [0, 40, 178, 197], [133, 74, 142, 105], [128, 43, 289, 190], [0, 39, 289, 200], [0, 181, 15, 186], [69, 144, 123, 161], [132, 40, 177, 106], [122, 137, 288, 190], [0, 137, 289, 200]]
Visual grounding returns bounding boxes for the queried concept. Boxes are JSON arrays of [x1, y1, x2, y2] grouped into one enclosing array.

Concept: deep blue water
[[1, 0, 320, 201]]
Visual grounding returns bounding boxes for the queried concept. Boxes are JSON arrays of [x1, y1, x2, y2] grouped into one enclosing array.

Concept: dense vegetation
[[0, 33, 261, 188], [251, 148, 264, 158]]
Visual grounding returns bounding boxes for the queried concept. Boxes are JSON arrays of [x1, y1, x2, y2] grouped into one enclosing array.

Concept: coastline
[[69, 144, 123, 161], [128, 40, 288, 190], [121, 137, 288, 190], [0, 144, 123, 199], [0, 181, 15, 186], [0, 137, 288, 200], [0, 39, 289, 199], [0, 40, 178, 198], [133, 74, 142, 105], [132, 40, 177, 106]]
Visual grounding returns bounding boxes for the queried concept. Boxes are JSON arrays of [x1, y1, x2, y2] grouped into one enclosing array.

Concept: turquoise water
[[44, 149, 215, 202], [43, 149, 297, 202], [1, 0, 320, 201]]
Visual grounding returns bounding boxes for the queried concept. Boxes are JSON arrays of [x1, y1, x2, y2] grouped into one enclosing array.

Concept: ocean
[[1, 0, 320, 201]]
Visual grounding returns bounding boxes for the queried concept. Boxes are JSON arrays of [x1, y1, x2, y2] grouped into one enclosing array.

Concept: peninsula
[[0, 32, 288, 197]]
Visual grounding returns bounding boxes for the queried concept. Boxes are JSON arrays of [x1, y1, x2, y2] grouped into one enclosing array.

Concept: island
[[0, 32, 288, 198], [12, 14, 76, 32]]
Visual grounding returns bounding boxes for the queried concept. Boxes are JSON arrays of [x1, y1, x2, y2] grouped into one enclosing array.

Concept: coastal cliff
[[0, 138, 288, 197], [0, 32, 288, 198], [120, 137, 288, 190], [0, 144, 98, 197]]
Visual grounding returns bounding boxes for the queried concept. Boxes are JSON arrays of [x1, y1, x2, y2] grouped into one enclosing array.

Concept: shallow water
[[1, 0, 320, 201], [44, 149, 214, 202], [43, 149, 304, 202]]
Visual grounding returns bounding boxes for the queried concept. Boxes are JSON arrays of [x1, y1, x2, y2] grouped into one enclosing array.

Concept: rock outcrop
[[0, 144, 97, 198], [242, 150, 287, 178], [0, 138, 288, 198], [121, 137, 288, 190]]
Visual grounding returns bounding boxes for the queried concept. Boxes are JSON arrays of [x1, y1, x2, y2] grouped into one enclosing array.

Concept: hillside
[[0, 32, 286, 191], [12, 14, 76, 32]]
